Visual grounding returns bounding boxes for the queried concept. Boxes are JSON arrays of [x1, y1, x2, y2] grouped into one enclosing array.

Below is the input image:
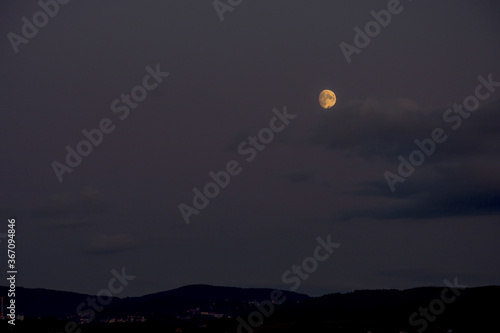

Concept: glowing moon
[[319, 89, 336, 109]]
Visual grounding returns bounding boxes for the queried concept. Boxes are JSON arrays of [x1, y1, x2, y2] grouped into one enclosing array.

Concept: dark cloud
[[305, 98, 433, 156], [31, 186, 107, 218], [301, 98, 500, 161], [339, 161, 500, 220], [281, 170, 315, 183], [224, 129, 254, 152], [85, 233, 142, 255]]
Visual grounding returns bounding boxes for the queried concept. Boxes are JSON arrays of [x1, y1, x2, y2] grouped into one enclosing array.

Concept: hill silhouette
[[0, 284, 498, 332]]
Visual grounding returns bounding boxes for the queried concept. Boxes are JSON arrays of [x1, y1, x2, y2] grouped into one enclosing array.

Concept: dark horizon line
[[1, 282, 498, 300]]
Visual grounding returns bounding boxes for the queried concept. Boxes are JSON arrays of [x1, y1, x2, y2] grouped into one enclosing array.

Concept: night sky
[[1, 0, 499, 298]]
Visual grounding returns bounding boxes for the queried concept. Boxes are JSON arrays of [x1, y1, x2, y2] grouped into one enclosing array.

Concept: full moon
[[319, 89, 336, 109]]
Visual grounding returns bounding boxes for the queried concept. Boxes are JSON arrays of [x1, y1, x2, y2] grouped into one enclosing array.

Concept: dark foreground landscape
[[0, 284, 498, 332]]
